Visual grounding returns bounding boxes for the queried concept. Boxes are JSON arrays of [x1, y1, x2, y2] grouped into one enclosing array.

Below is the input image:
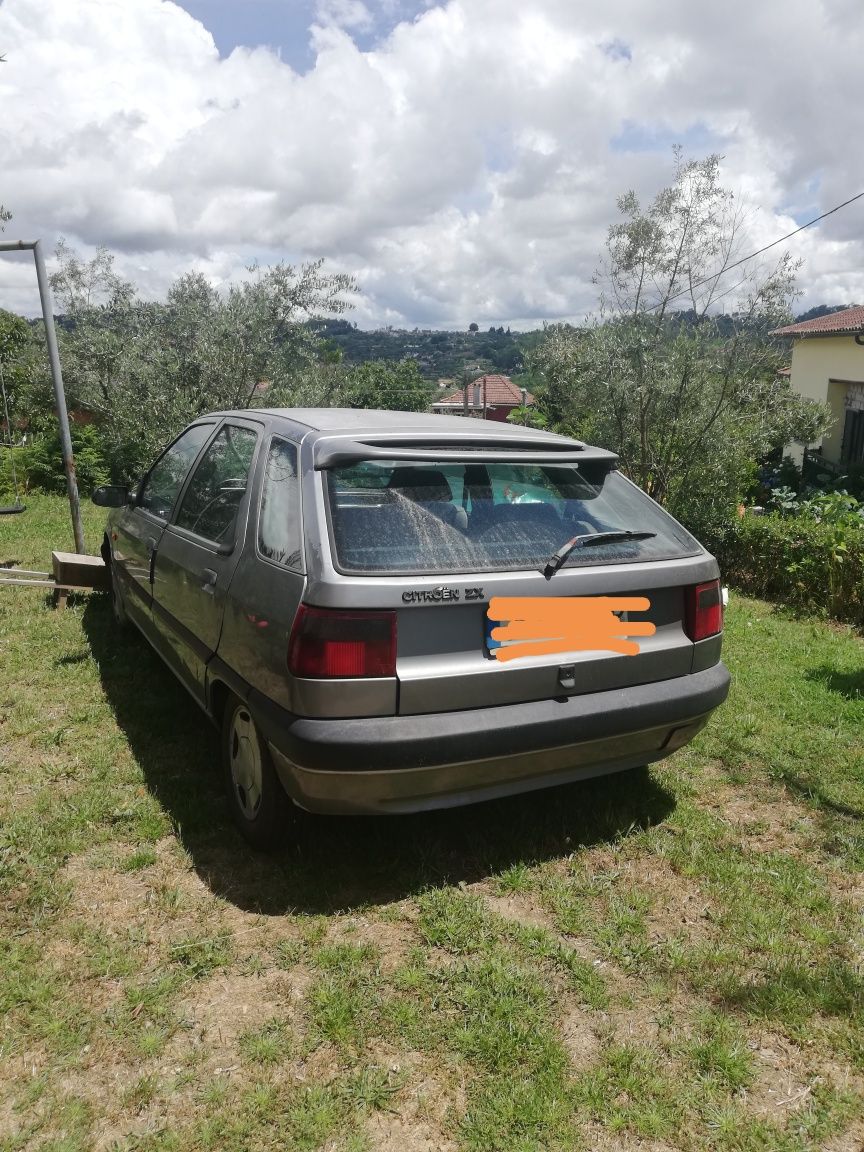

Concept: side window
[[139, 423, 214, 520], [174, 424, 258, 545], [258, 436, 302, 569]]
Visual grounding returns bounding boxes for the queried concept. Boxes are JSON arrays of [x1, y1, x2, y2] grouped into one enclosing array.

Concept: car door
[[110, 421, 217, 636], [150, 419, 261, 704]]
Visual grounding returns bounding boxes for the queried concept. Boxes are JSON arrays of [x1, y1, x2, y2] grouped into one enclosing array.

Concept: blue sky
[[174, 0, 320, 68], [173, 0, 430, 69]]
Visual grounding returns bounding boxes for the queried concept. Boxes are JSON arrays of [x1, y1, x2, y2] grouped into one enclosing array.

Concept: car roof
[[211, 407, 583, 445]]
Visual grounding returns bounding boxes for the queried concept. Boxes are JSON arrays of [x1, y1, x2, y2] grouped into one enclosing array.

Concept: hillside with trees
[[313, 319, 535, 379]]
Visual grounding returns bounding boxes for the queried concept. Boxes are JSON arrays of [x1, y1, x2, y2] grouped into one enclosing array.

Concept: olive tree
[[49, 242, 356, 480], [532, 152, 831, 532], [343, 358, 434, 412]]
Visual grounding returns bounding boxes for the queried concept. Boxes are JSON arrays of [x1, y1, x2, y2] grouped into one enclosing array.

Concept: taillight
[[287, 605, 397, 678], [685, 579, 723, 642]]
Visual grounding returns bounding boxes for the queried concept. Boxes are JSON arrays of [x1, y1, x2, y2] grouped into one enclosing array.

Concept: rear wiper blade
[[542, 530, 657, 579]]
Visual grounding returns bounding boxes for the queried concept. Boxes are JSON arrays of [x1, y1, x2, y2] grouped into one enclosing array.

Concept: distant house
[[771, 306, 864, 469], [431, 374, 535, 423]]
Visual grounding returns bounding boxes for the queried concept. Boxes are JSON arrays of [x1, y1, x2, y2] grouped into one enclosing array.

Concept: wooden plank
[[0, 577, 95, 589], [0, 568, 51, 578], [51, 550, 110, 590]]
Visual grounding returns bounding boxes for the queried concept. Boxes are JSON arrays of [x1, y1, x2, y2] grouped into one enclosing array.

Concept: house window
[[841, 409, 864, 464]]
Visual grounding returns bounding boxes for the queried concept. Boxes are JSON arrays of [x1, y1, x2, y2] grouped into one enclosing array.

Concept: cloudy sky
[[1, 0, 863, 329]]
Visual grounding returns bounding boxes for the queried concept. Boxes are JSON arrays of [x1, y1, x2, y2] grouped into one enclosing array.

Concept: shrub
[[0, 445, 27, 504], [18, 424, 109, 496], [706, 513, 864, 627]]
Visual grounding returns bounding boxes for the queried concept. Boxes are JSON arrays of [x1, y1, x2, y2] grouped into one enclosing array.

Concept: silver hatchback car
[[93, 409, 730, 848]]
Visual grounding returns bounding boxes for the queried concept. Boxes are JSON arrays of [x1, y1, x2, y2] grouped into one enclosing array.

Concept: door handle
[[201, 568, 218, 594]]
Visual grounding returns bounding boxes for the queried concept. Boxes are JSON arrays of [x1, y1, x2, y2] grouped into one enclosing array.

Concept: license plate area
[[484, 613, 502, 659]]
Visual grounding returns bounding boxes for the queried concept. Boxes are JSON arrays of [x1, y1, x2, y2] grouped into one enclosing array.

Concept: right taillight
[[685, 579, 723, 642], [287, 604, 397, 678]]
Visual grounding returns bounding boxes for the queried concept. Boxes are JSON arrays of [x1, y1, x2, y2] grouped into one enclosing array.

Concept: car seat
[[386, 467, 468, 531]]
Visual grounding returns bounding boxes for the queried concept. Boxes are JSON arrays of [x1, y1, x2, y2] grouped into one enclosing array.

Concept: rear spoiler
[[313, 438, 619, 470]]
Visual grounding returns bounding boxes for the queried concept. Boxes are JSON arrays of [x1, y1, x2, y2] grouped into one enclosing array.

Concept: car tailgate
[[395, 560, 705, 716]]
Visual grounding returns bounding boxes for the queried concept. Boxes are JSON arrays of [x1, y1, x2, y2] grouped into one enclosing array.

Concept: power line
[[660, 189, 864, 310]]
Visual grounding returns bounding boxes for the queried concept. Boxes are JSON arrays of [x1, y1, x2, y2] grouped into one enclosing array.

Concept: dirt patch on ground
[[362, 1044, 462, 1152], [823, 1125, 864, 1152], [559, 848, 720, 953], [744, 1027, 864, 1125], [583, 1123, 679, 1151], [712, 790, 816, 853], [603, 983, 696, 1050], [558, 1004, 603, 1071], [636, 861, 717, 948], [745, 1033, 813, 1118], [164, 967, 308, 1071], [62, 851, 151, 918], [484, 890, 557, 932], [366, 1108, 459, 1152], [326, 915, 416, 973]]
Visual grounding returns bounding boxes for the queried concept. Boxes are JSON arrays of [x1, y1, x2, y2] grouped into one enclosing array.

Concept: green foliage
[[343, 357, 434, 412], [708, 511, 864, 625], [0, 307, 40, 423], [768, 487, 864, 529], [506, 403, 547, 428], [0, 307, 30, 365], [530, 153, 832, 535], [18, 423, 109, 496], [48, 241, 357, 482]]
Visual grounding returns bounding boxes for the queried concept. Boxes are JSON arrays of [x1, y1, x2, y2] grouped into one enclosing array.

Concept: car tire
[[221, 693, 289, 851]]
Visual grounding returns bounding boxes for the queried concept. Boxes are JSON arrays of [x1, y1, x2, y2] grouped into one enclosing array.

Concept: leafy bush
[[706, 512, 864, 627], [17, 424, 110, 496], [0, 445, 27, 503]]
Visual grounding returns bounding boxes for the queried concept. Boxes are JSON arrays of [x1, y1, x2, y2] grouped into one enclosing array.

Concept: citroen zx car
[[93, 409, 730, 848]]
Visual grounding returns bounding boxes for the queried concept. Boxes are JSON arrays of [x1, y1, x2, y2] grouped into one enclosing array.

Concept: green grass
[[1, 493, 863, 1150]]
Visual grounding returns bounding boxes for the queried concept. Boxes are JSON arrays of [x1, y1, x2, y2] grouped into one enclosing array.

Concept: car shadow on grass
[[82, 595, 676, 916]]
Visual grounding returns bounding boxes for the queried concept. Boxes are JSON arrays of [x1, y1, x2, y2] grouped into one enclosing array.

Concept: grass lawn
[[1, 493, 863, 1151]]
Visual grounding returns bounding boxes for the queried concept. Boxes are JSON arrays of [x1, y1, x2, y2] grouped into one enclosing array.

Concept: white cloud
[[1, 0, 863, 329], [315, 0, 374, 30]]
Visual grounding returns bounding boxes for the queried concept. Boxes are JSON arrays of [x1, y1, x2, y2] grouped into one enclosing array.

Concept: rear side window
[[258, 436, 302, 570], [325, 459, 701, 574]]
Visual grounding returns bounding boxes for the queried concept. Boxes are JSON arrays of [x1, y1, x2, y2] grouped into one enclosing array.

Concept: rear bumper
[[252, 662, 730, 815]]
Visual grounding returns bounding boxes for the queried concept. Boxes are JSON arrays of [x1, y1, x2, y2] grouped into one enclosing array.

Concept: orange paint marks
[[487, 596, 655, 661]]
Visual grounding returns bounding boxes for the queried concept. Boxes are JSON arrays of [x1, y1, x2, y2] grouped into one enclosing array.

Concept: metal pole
[[0, 238, 85, 552]]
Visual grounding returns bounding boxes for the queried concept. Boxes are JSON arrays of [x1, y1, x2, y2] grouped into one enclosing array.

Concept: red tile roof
[[432, 374, 535, 408], [771, 307, 864, 336]]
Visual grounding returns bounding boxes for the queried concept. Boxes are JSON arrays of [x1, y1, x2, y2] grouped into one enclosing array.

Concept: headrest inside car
[[387, 468, 453, 504]]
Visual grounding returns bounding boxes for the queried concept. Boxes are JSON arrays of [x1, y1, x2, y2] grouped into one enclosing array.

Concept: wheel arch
[[209, 677, 232, 728], [206, 658, 253, 728]]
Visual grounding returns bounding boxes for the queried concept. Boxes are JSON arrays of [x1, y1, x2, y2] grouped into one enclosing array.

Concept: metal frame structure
[[0, 239, 84, 552]]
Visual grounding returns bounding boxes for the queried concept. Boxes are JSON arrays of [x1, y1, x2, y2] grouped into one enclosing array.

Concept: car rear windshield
[[324, 458, 702, 574]]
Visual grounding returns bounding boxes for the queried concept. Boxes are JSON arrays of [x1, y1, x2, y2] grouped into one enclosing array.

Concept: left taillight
[[684, 579, 723, 642], [287, 605, 397, 678]]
